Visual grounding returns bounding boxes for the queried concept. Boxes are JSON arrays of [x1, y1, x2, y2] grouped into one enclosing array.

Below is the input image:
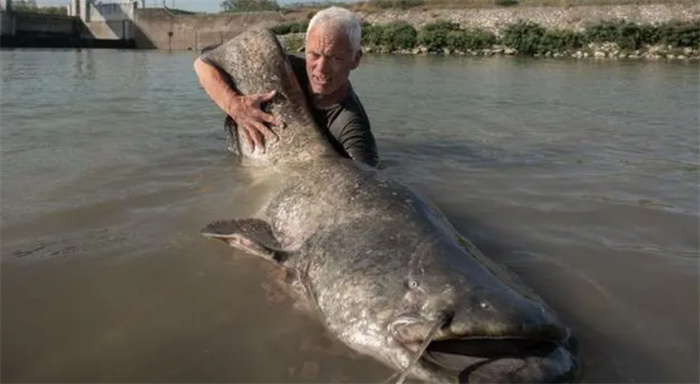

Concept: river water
[[1, 48, 698, 383]]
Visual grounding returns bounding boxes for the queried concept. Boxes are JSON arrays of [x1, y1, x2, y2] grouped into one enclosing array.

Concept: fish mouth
[[393, 321, 579, 384], [415, 337, 579, 383], [425, 336, 560, 363]]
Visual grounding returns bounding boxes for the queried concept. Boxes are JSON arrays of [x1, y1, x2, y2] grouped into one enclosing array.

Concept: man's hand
[[194, 57, 285, 153], [228, 90, 284, 152]]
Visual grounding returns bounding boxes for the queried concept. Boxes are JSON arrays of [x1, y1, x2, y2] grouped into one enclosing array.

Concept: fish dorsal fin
[[201, 218, 293, 265]]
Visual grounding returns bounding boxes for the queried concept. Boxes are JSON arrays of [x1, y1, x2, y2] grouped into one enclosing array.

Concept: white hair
[[306, 6, 362, 53]]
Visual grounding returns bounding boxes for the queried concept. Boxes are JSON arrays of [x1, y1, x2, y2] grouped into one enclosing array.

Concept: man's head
[[304, 7, 363, 98]]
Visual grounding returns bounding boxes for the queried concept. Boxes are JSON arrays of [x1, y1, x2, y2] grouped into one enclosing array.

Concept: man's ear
[[351, 49, 363, 70]]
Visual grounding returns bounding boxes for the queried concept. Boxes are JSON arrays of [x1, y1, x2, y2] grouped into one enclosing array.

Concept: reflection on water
[[1, 49, 698, 383]]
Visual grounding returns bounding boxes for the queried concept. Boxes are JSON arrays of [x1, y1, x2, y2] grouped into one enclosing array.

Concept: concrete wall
[[85, 20, 133, 39], [133, 8, 308, 50], [359, 3, 700, 34], [0, 0, 138, 47], [83, 1, 136, 39], [13, 12, 77, 35], [1, 11, 14, 35], [89, 1, 135, 22], [0, 11, 135, 47]]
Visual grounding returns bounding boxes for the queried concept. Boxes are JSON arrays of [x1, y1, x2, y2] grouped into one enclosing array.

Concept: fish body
[[201, 28, 580, 383]]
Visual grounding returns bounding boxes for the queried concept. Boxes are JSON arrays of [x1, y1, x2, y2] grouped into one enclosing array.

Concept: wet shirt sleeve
[[328, 89, 380, 168], [336, 118, 380, 168]]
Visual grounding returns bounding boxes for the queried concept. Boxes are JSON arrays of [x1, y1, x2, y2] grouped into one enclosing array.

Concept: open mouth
[[421, 337, 561, 372], [312, 75, 331, 85], [390, 317, 578, 382], [406, 336, 578, 384]]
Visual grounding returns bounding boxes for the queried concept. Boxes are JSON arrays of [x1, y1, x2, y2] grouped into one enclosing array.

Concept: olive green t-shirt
[[200, 45, 379, 168]]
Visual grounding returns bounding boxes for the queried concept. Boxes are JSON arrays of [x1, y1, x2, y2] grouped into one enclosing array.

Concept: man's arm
[[194, 45, 282, 151], [193, 57, 243, 123], [337, 120, 380, 168]]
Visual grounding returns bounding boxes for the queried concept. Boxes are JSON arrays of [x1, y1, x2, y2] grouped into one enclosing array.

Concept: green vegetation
[[363, 21, 418, 50], [495, 0, 519, 7], [583, 19, 700, 50], [370, 0, 425, 10], [272, 18, 700, 57], [165, 8, 198, 15], [220, 0, 280, 12], [411, 20, 499, 52], [270, 20, 309, 35], [417, 20, 461, 51], [501, 21, 585, 55], [449, 28, 499, 51], [279, 33, 305, 52]]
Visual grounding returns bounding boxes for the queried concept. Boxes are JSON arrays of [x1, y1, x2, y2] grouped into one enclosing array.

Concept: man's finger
[[244, 125, 263, 152], [250, 127, 265, 152], [251, 90, 276, 105], [257, 110, 284, 127], [253, 121, 278, 145], [260, 89, 277, 102], [240, 129, 254, 151], [241, 126, 255, 151]]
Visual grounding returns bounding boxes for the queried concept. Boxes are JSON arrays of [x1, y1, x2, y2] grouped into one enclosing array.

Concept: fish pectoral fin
[[201, 218, 291, 264]]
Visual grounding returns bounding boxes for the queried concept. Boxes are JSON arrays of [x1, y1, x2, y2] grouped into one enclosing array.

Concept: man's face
[[305, 24, 361, 96]]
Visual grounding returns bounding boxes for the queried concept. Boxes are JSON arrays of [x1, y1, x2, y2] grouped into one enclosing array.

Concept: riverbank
[[277, 17, 700, 61], [127, 2, 700, 52]]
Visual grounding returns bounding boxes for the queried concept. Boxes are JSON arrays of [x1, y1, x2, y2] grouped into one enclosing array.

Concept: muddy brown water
[[1, 49, 698, 383]]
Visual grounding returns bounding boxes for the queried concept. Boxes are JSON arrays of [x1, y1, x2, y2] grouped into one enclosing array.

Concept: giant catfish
[[199, 27, 579, 383]]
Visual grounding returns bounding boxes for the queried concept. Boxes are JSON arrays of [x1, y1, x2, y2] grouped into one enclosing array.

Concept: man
[[193, 6, 379, 168]]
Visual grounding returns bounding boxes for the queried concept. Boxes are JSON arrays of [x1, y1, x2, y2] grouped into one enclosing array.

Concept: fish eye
[[408, 280, 419, 289]]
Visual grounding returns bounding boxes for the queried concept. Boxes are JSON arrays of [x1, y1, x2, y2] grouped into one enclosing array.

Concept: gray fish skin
[[201, 27, 338, 167], [201, 28, 580, 383]]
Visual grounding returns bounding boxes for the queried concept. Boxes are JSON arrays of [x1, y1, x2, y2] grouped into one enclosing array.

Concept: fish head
[[381, 236, 580, 383]]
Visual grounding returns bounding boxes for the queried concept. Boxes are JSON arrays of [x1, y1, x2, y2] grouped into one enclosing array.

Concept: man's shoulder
[[329, 88, 379, 167]]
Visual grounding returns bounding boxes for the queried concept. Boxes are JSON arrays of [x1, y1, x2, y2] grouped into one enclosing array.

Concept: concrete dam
[[0, 0, 306, 50]]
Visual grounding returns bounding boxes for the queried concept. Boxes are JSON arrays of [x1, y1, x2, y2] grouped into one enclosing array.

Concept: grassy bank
[[276, 18, 700, 60]]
